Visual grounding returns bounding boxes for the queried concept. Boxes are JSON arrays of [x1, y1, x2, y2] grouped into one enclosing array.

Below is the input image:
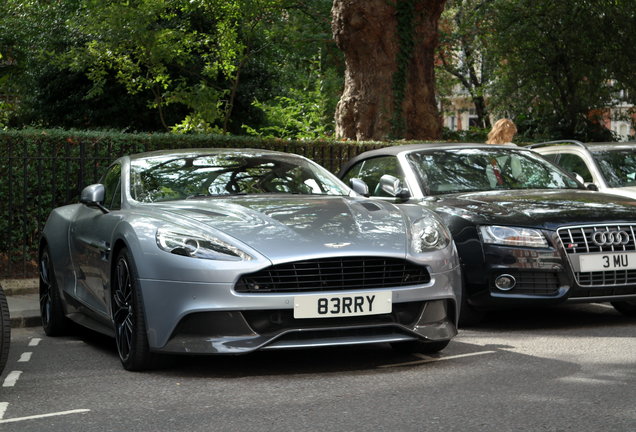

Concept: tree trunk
[[332, 0, 446, 141]]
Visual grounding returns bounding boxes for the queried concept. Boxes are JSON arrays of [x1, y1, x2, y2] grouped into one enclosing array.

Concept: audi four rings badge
[[591, 230, 630, 246]]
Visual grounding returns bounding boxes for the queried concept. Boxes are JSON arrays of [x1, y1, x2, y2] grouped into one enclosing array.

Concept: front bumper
[[466, 242, 636, 309], [138, 264, 460, 354]]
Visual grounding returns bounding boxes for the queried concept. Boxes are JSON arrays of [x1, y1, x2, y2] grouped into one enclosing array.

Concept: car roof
[[531, 140, 636, 153], [125, 147, 302, 162], [340, 142, 529, 173]]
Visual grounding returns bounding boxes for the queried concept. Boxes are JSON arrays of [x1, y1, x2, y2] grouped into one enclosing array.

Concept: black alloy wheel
[[112, 248, 153, 371], [39, 247, 69, 336], [0, 285, 10, 375]]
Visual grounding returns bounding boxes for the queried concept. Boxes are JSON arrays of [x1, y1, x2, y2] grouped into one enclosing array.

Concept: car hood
[[600, 186, 636, 200], [151, 195, 408, 260], [420, 189, 636, 230]]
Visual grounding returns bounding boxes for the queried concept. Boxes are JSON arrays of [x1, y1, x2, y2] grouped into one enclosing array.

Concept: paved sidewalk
[[1, 279, 40, 328]]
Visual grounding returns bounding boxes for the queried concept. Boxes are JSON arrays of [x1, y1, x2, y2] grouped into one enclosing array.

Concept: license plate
[[293, 291, 392, 319], [579, 252, 636, 272]]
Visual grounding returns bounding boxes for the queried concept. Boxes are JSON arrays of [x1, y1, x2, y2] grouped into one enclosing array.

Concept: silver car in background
[[39, 148, 461, 371], [531, 140, 636, 199]]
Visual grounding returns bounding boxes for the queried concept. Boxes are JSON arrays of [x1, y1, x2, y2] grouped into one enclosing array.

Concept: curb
[[0, 278, 39, 296], [1, 279, 40, 329], [11, 314, 42, 329]]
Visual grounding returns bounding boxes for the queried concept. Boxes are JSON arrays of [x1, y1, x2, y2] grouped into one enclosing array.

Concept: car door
[[69, 164, 123, 318]]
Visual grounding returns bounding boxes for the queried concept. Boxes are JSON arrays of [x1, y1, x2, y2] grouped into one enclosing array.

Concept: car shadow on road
[[69, 302, 634, 377], [465, 303, 635, 334]]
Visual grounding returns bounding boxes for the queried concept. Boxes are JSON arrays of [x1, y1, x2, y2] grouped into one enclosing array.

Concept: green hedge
[[0, 129, 393, 277]]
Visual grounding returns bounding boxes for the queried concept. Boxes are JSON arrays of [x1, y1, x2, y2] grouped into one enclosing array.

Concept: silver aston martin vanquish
[[39, 148, 460, 370]]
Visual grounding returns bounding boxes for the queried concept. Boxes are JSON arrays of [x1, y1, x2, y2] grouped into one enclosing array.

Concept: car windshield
[[407, 148, 581, 195], [130, 152, 350, 202], [592, 149, 636, 188]]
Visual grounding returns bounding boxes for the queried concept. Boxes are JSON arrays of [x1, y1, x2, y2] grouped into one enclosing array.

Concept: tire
[[391, 339, 450, 355], [39, 247, 70, 336], [0, 285, 10, 375], [111, 248, 153, 371], [458, 283, 485, 327], [611, 300, 636, 317]]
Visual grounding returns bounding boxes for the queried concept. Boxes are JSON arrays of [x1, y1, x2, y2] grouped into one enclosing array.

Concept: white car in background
[[531, 140, 636, 199]]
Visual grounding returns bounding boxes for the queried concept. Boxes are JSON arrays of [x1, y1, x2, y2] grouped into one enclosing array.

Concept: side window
[[557, 153, 593, 183], [101, 164, 122, 210], [343, 157, 405, 197]]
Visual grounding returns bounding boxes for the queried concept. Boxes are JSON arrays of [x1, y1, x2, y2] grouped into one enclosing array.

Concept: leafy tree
[[65, 0, 288, 133], [437, 0, 494, 129], [487, 0, 632, 141], [242, 0, 342, 139], [1, 0, 167, 130]]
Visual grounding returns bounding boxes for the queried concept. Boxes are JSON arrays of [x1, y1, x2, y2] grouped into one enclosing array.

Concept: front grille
[[235, 257, 431, 293], [492, 271, 560, 296], [557, 224, 636, 287]]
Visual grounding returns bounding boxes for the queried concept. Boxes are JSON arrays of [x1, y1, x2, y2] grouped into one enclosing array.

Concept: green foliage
[[437, 0, 636, 141], [0, 0, 341, 136], [437, 0, 495, 129], [65, 0, 284, 131], [242, 57, 336, 140], [441, 126, 488, 142], [487, 0, 631, 141]]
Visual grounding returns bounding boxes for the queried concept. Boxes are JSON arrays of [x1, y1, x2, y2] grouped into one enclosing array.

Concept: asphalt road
[[1, 303, 635, 432]]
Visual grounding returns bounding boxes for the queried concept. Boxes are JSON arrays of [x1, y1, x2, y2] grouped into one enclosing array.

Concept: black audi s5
[[340, 143, 636, 325]]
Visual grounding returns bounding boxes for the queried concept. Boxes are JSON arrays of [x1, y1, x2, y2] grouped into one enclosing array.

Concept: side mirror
[[349, 178, 369, 196], [80, 184, 109, 213], [379, 175, 411, 201], [586, 183, 599, 191]]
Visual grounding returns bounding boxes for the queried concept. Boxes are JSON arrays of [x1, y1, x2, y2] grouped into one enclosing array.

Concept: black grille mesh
[[235, 257, 431, 293], [558, 224, 636, 287]]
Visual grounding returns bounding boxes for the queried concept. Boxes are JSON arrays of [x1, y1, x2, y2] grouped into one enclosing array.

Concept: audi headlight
[[156, 227, 252, 261], [479, 225, 548, 248], [411, 217, 452, 252]]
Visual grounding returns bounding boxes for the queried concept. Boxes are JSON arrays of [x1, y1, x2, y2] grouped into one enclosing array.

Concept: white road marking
[[379, 350, 496, 368], [2, 371, 22, 388], [28, 338, 42, 347], [18, 352, 32, 363], [0, 402, 8, 419], [0, 409, 91, 424]]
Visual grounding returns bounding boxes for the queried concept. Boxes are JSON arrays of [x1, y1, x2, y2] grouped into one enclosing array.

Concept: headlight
[[156, 227, 252, 261], [479, 225, 548, 248], [411, 217, 452, 252]]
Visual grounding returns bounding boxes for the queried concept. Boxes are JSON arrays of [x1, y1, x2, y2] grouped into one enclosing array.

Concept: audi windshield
[[407, 148, 581, 195]]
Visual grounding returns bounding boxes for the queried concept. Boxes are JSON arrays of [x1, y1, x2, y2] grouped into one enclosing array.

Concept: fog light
[[494, 274, 516, 291]]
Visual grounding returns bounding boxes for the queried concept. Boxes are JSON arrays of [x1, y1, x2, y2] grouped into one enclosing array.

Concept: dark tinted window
[[593, 149, 636, 187], [557, 153, 593, 183]]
